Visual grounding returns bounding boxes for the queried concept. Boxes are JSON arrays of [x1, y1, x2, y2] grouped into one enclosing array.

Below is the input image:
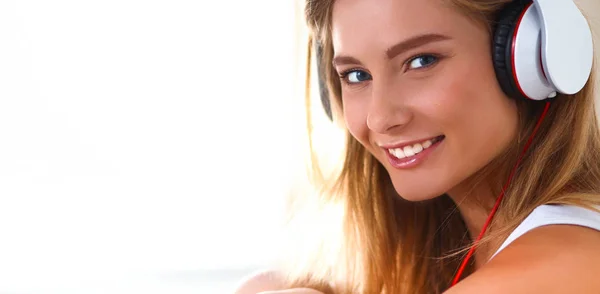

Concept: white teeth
[[422, 140, 432, 148], [390, 148, 405, 158], [412, 143, 423, 153], [388, 138, 438, 159], [389, 148, 396, 157]]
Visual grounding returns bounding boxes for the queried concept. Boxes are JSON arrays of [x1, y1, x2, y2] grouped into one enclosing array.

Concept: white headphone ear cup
[[493, 1, 554, 100], [493, 0, 594, 100], [535, 0, 594, 95], [512, 3, 557, 100]]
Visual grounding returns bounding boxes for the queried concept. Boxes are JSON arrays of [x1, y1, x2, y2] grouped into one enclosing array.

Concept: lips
[[382, 135, 445, 169]]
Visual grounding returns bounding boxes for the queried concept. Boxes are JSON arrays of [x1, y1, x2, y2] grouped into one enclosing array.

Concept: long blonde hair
[[280, 1, 600, 293]]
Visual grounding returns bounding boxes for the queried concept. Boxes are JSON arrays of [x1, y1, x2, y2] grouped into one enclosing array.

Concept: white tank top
[[490, 204, 600, 260]]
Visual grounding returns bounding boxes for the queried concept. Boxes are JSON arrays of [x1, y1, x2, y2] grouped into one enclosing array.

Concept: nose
[[366, 80, 412, 134]]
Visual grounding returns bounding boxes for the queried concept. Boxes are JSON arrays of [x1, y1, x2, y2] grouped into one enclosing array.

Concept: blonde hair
[[280, 1, 600, 293]]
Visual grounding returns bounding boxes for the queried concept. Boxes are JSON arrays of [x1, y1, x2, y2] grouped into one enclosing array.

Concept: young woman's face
[[331, 0, 519, 201]]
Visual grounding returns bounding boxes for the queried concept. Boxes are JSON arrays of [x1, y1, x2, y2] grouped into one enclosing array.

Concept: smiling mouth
[[387, 135, 445, 159]]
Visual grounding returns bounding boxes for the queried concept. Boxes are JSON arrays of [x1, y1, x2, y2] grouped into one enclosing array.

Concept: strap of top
[[490, 204, 600, 261]]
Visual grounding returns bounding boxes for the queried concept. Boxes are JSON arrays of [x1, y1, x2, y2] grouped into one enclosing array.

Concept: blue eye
[[341, 70, 372, 84], [408, 55, 438, 69]]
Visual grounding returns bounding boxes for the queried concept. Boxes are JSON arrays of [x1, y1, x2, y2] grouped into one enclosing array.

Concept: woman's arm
[[232, 270, 325, 294], [444, 225, 600, 294], [233, 270, 284, 294]]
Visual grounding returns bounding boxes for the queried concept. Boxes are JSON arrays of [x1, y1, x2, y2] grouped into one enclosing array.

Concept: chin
[[389, 178, 447, 202]]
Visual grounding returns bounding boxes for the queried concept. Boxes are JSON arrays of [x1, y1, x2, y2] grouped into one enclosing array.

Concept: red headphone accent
[[511, 2, 534, 100]]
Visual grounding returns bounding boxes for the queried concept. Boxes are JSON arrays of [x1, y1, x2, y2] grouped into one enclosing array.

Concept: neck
[[447, 181, 500, 268]]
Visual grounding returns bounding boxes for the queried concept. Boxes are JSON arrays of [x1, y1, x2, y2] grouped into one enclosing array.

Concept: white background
[[0, 1, 300, 293]]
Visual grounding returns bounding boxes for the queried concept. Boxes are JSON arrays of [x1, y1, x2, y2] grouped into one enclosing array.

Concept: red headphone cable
[[450, 101, 552, 287]]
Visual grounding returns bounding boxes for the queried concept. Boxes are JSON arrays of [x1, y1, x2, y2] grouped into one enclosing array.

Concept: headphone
[[316, 0, 594, 119], [457, 0, 594, 285], [493, 0, 593, 101]]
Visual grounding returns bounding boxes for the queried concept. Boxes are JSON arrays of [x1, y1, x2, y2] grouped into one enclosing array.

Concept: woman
[[235, 0, 600, 293]]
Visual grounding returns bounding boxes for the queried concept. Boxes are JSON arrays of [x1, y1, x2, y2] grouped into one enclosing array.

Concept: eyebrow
[[332, 33, 452, 67]]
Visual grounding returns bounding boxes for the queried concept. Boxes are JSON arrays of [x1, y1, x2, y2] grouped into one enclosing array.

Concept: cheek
[[417, 55, 514, 133], [448, 63, 517, 141], [404, 71, 472, 126], [427, 57, 518, 166]]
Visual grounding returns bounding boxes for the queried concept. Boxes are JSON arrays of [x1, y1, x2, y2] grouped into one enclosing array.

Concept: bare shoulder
[[445, 224, 600, 294], [232, 269, 285, 294]]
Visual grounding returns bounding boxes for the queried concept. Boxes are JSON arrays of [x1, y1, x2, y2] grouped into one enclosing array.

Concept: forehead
[[331, 0, 472, 54]]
